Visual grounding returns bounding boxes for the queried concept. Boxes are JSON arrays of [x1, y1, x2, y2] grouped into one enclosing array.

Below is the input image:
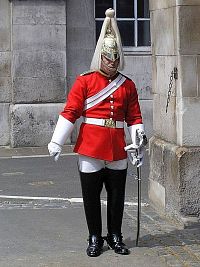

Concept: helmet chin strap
[[99, 68, 117, 78]]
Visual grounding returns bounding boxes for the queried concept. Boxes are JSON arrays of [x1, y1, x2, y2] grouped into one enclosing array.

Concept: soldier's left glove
[[127, 124, 147, 149], [125, 147, 144, 167], [124, 124, 148, 167]]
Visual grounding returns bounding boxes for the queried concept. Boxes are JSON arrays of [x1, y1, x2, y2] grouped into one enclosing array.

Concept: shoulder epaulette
[[80, 70, 95, 76], [119, 72, 132, 81]]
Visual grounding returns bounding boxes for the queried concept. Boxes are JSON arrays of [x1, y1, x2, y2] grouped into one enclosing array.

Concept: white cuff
[[51, 115, 74, 146]]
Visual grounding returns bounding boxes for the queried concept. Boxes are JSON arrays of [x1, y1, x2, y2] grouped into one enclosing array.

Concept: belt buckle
[[104, 118, 116, 128]]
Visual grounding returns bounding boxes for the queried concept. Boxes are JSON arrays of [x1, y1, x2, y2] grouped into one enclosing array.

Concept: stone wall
[[124, 55, 153, 139], [0, 0, 11, 145], [149, 0, 200, 223], [0, 0, 67, 147], [11, 0, 66, 147], [149, 137, 200, 222], [66, 0, 96, 142]]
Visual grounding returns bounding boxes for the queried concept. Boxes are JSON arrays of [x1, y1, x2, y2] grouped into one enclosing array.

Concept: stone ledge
[[149, 136, 200, 226]]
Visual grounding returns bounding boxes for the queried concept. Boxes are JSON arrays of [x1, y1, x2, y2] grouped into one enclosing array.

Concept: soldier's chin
[[105, 67, 117, 76]]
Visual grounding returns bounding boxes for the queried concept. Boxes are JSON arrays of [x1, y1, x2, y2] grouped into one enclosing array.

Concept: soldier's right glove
[[48, 142, 62, 161], [48, 115, 74, 161]]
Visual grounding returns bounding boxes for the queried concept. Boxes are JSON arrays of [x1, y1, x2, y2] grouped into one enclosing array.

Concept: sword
[[125, 130, 147, 247], [135, 152, 141, 247]]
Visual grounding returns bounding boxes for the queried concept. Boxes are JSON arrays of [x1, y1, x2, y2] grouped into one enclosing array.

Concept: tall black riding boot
[[104, 168, 130, 255], [79, 169, 105, 257]]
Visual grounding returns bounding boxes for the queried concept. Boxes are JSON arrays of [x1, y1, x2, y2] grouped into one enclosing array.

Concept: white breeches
[[78, 155, 128, 173]]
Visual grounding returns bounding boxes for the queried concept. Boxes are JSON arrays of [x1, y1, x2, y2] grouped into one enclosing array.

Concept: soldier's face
[[100, 55, 119, 77]]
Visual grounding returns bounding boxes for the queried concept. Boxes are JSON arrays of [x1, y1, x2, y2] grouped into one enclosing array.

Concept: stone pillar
[[10, 0, 66, 147], [149, 0, 200, 225], [0, 0, 11, 145]]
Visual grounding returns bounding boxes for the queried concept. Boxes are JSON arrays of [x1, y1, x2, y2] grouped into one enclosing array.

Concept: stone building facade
[[0, 0, 152, 147]]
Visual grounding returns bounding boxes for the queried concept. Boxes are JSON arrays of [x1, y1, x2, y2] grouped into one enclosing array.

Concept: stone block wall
[[176, 4, 200, 146], [150, 2, 178, 144], [0, 0, 67, 147], [10, 103, 64, 147], [150, 0, 200, 147], [149, 137, 200, 221], [66, 0, 96, 142], [149, 0, 200, 222], [0, 0, 11, 145], [11, 0, 66, 147], [123, 55, 153, 139]]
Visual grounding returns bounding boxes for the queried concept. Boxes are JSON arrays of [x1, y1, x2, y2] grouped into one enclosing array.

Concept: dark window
[[137, 0, 150, 18], [95, 0, 151, 48], [138, 20, 150, 46], [95, 0, 113, 18], [117, 21, 135, 46], [116, 0, 134, 18]]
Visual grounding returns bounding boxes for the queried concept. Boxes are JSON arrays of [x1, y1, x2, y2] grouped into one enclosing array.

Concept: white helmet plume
[[90, 8, 124, 71]]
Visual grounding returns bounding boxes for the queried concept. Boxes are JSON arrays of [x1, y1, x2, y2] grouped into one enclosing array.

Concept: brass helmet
[[90, 8, 124, 71], [101, 29, 119, 62]]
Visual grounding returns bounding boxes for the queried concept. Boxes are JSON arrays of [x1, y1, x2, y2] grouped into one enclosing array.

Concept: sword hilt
[[124, 143, 138, 151]]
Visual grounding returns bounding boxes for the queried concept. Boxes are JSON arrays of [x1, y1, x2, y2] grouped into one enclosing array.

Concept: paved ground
[[0, 146, 200, 267]]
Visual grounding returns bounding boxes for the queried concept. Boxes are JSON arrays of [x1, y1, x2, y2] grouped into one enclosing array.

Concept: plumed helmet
[[90, 8, 124, 71]]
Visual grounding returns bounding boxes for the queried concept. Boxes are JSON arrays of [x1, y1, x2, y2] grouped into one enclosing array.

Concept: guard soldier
[[48, 8, 145, 257]]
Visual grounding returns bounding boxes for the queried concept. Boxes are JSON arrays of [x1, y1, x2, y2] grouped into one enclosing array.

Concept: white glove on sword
[[124, 126, 147, 167]]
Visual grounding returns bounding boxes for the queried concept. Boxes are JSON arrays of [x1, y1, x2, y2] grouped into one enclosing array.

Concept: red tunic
[[60, 71, 142, 161]]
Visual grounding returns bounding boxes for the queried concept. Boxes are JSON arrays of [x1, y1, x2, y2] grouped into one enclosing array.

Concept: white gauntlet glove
[[48, 115, 74, 161], [48, 142, 62, 162], [125, 147, 144, 167], [124, 124, 147, 167]]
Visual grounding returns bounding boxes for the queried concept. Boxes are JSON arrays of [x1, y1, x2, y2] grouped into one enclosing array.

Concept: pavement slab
[[0, 204, 169, 267]]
